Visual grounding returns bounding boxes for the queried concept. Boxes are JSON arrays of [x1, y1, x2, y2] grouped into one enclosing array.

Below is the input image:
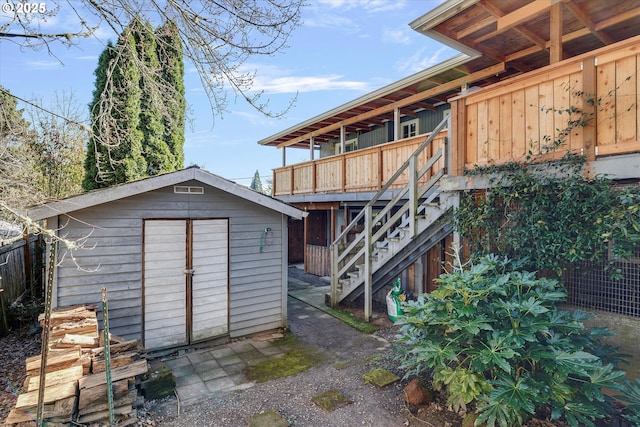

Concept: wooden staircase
[[329, 115, 456, 320]]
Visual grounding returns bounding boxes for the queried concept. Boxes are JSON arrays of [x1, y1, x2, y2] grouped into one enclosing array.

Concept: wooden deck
[[273, 131, 448, 197], [273, 36, 640, 197]]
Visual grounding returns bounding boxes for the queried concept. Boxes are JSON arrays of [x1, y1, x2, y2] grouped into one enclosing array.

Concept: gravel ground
[[142, 267, 417, 427], [145, 356, 411, 427]]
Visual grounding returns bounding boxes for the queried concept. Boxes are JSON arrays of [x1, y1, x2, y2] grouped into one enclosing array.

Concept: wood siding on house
[[53, 180, 286, 342]]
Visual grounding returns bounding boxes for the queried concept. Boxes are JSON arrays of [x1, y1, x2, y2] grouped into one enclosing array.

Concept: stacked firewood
[[4, 305, 148, 426]]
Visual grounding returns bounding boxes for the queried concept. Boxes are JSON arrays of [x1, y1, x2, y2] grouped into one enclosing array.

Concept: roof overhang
[[257, 0, 640, 151], [257, 52, 485, 148]]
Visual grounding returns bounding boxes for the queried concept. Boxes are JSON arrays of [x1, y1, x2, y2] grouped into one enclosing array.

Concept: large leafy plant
[[395, 255, 627, 427]]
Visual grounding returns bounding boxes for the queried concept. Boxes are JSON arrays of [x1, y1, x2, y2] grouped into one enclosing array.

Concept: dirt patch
[[0, 329, 41, 421]]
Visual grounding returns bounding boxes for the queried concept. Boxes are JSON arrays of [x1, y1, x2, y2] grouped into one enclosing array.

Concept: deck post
[[449, 98, 466, 176], [409, 156, 417, 237], [330, 242, 337, 308], [582, 55, 597, 164], [364, 205, 372, 322]]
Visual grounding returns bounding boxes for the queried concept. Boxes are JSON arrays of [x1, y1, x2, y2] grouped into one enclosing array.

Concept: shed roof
[[27, 167, 306, 221]]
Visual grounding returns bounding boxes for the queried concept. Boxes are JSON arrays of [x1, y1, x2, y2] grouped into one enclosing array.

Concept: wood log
[[25, 348, 83, 376], [91, 339, 143, 357], [15, 382, 77, 408], [76, 403, 134, 424], [78, 360, 148, 390], [92, 351, 141, 373], [99, 332, 127, 346], [55, 333, 98, 348], [79, 353, 92, 375], [78, 379, 129, 410], [6, 399, 75, 425], [78, 388, 137, 416], [41, 304, 95, 317], [77, 379, 129, 411], [49, 318, 98, 339], [26, 365, 84, 392]]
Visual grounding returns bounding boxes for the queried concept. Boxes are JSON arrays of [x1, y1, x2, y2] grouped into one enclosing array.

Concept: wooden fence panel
[[0, 235, 43, 336], [305, 244, 330, 277]]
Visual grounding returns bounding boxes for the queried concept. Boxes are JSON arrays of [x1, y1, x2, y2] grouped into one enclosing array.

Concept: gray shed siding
[[52, 180, 287, 343]]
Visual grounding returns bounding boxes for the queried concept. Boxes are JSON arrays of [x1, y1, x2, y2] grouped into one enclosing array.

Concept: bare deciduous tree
[[1, 0, 304, 117]]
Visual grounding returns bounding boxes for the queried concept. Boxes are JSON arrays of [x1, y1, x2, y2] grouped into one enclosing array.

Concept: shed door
[[191, 219, 229, 341], [144, 219, 229, 349]]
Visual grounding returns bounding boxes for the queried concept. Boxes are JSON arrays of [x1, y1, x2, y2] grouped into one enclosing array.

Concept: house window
[[335, 138, 358, 154], [401, 119, 419, 139]]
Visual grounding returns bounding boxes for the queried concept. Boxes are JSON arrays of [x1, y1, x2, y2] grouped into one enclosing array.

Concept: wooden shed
[[27, 167, 305, 350]]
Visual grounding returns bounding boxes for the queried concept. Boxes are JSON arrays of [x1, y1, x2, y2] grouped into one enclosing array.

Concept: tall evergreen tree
[[84, 18, 186, 190], [250, 170, 264, 193], [110, 27, 147, 184], [133, 19, 173, 176], [156, 20, 185, 170], [82, 43, 113, 190]]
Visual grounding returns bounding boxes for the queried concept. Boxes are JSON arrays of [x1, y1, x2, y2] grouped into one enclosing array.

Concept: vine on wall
[[454, 79, 640, 279]]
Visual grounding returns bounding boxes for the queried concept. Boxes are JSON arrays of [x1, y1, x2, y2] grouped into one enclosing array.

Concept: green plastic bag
[[386, 278, 405, 322]]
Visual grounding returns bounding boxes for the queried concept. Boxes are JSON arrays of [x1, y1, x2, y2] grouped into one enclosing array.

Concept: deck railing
[[448, 35, 640, 175], [273, 131, 448, 197]]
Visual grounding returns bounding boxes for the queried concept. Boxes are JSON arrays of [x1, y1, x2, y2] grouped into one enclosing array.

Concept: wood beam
[[563, 0, 614, 45], [595, 7, 640, 32], [454, 15, 496, 39], [496, 0, 552, 32], [479, 0, 548, 48], [549, 3, 563, 64], [276, 62, 506, 148], [504, 27, 593, 63]]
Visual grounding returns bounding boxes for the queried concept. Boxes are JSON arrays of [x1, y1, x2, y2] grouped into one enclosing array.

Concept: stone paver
[[152, 277, 388, 407]]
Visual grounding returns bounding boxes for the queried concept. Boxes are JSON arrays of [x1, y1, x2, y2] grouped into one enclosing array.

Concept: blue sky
[[0, 0, 455, 187]]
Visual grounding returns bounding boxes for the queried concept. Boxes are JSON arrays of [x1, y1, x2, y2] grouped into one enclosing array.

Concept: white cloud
[[230, 111, 280, 128], [236, 63, 371, 95], [26, 60, 64, 70], [383, 27, 412, 45], [302, 9, 355, 29], [316, 0, 406, 13], [75, 55, 99, 61], [252, 74, 369, 94], [303, 0, 405, 31], [394, 46, 454, 75]]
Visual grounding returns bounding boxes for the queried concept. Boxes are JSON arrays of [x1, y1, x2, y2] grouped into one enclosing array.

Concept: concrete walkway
[[153, 278, 388, 407]]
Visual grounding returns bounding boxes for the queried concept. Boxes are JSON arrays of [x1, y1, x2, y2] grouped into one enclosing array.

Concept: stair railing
[[330, 114, 450, 318]]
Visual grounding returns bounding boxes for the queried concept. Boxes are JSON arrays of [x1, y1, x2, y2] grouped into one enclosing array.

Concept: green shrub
[[615, 378, 640, 424], [395, 255, 626, 427]]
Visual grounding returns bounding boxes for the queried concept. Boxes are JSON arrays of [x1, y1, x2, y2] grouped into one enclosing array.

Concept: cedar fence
[[0, 234, 44, 336]]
